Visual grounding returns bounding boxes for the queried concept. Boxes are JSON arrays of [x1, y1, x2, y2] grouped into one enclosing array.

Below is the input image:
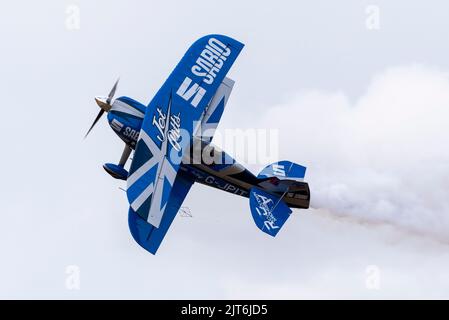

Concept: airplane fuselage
[[106, 96, 310, 209]]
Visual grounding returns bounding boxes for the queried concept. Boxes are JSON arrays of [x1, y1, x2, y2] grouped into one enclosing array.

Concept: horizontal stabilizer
[[257, 160, 306, 181], [249, 187, 292, 237]]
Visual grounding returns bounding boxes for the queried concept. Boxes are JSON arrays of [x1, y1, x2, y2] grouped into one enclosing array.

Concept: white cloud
[[255, 64, 449, 242]]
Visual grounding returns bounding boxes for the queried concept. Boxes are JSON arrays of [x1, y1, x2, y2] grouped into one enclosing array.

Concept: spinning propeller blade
[[84, 109, 105, 139], [107, 78, 119, 104], [84, 78, 119, 138]]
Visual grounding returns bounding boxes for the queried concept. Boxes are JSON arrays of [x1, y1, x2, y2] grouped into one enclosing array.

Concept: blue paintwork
[[94, 35, 310, 255], [103, 163, 128, 180], [127, 35, 244, 223], [116, 96, 147, 114], [258, 161, 307, 180], [180, 164, 248, 197], [107, 98, 144, 148], [128, 171, 194, 254], [249, 187, 292, 237], [206, 98, 225, 123]]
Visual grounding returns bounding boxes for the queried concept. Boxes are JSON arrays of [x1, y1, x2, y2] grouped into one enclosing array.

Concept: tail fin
[[257, 160, 306, 181], [256, 160, 310, 210], [249, 187, 292, 237]]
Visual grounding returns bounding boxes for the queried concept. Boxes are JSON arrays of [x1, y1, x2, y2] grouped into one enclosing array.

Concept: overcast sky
[[1, 0, 449, 299]]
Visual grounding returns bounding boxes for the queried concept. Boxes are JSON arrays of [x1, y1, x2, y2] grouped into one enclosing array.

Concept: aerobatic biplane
[[85, 35, 310, 254]]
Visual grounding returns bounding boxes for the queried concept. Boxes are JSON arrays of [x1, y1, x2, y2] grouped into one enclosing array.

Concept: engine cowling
[[107, 96, 146, 148]]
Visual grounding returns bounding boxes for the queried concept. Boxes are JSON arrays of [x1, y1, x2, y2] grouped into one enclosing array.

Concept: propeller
[[84, 78, 119, 138]]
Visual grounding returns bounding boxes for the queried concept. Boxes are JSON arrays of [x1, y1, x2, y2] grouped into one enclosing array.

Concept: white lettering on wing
[[176, 77, 206, 108], [152, 107, 182, 151], [191, 37, 231, 85]]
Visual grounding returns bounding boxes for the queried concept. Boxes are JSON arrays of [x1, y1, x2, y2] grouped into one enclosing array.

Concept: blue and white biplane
[[85, 35, 310, 254]]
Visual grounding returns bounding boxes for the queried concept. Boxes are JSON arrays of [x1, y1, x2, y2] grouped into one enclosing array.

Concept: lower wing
[[128, 171, 194, 255]]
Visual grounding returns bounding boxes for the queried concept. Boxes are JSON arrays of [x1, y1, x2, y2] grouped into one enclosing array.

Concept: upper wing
[[126, 35, 244, 228]]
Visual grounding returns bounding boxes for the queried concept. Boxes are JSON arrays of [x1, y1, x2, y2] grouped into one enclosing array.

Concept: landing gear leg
[[119, 145, 132, 167], [103, 144, 132, 180]]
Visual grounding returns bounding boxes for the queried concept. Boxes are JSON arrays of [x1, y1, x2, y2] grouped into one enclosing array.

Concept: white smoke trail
[[258, 65, 449, 241]]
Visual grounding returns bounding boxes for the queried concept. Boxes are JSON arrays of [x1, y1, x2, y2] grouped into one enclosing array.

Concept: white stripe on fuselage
[[111, 100, 145, 118]]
